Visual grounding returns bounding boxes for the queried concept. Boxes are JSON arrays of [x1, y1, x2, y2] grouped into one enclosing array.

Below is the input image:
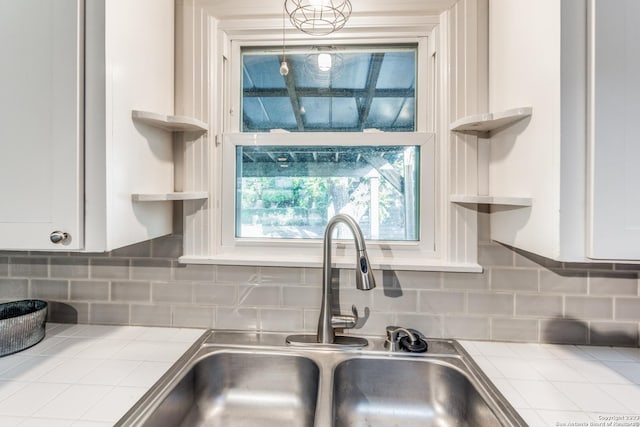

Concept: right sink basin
[[332, 358, 502, 427]]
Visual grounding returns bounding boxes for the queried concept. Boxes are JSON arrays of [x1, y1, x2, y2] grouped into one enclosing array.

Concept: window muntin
[[235, 145, 420, 241], [241, 46, 417, 132]]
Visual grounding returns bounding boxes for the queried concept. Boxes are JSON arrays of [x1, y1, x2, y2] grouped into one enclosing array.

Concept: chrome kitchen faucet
[[287, 214, 376, 347]]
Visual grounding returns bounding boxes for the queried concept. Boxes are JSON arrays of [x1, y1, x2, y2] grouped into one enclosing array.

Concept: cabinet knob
[[50, 231, 70, 244]]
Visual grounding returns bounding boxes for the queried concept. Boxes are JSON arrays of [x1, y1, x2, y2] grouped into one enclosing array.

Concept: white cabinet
[[488, 0, 640, 261], [0, 0, 195, 252], [587, 0, 640, 260], [0, 0, 84, 250]]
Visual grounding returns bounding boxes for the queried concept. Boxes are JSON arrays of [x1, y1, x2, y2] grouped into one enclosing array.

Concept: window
[[231, 45, 424, 244], [212, 32, 440, 269]]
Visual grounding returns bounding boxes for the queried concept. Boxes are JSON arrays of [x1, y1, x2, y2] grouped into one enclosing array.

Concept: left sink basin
[[141, 351, 320, 427]]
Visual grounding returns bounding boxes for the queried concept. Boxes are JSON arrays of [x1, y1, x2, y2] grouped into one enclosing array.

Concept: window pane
[[243, 97, 297, 131], [366, 98, 415, 130], [241, 46, 417, 132], [236, 145, 420, 241]]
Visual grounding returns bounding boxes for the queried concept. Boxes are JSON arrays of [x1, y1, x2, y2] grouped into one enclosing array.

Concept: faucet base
[[286, 334, 369, 348]]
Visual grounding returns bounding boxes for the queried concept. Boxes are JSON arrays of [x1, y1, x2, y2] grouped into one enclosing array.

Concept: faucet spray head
[[356, 251, 376, 290]]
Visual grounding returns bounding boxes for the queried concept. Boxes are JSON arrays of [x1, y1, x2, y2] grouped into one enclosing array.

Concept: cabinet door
[[0, 0, 83, 250], [588, 0, 640, 259]]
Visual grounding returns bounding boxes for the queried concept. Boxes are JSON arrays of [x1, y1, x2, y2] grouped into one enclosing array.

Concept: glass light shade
[[285, 0, 352, 36]]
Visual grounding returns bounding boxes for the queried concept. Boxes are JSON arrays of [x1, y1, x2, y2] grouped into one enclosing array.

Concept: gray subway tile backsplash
[[31, 279, 69, 300], [589, 272, 639, 296], [174, 263, 216, 282], [540, 270, 588, 294], [131, 259, 172, 282], [130, 304, 172, 327], [90, 303, 130, 325], [467, 292, 514, 316], [50, 257, 90, 279], [215, 307, 258, 330], [90, 258, 130, 280], [491, 268, 539, 292], [565, 296, 613, 320], [237, 285, 281, 307], [258, 267, 304, 285], [110, 281, 151, 303], [0, 278, 29, 300], [515, 294, 563, 318], [442, 271, 489, 290], [258, 308, 304, 332], [303, 309, 321, 332], [282, 286, 321, 309], [192, 283, 237, 305], [303, 268, 323, 286], [390, 270, 442, 290], [589, 321, 639, 347], [373, 289, 418, 312], [70, 280, 109, 301], [10, 257, 48, 278], [215, 265, 257, 284], [615, 298, 640, 321], [418, 291, 465, 314], [48, 301, 89, 324], [0, 235, 638, 346], [151, 282, 193, 304], [443, 316, 491, 340], [540, 318, 589, 344], [490, 318, 539, 342], [395, 313, 443, 338], [0, 257, 9, 276], [173, 305, 214, 329]]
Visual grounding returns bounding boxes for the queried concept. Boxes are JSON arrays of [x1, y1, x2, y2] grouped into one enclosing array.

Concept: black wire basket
[[0, 300, 47, 357]]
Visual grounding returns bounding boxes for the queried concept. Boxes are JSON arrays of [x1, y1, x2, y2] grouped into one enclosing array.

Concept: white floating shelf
[[132, 110, 208, 132], [450, 107, 532, 133], [450, 195, 532, 207], [132, 192, 209, 202]]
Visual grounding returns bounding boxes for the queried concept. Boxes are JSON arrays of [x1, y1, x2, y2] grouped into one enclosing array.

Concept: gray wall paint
[[1, 212, 639, 346]]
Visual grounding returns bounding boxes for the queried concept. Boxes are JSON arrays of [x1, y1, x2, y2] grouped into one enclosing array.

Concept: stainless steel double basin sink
[[117, 331, 526, 426]]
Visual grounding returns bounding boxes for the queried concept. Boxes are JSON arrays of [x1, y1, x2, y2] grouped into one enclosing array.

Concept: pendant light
[[285, 0, 352, 36]]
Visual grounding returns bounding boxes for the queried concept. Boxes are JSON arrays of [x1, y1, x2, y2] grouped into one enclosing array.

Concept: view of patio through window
[[236, 145, 420, 240]]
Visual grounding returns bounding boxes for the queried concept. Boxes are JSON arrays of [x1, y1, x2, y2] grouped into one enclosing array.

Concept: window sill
[[179, 252, 482, 273]]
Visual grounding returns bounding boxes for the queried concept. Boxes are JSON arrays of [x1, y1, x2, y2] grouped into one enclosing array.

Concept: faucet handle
[[331, 305, 359, 329]]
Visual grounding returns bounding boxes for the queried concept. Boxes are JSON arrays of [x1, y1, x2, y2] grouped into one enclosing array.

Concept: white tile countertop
[[0, 323, 205, 426], [461, 340, 640, 427], [0, 324, 639, 426]]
